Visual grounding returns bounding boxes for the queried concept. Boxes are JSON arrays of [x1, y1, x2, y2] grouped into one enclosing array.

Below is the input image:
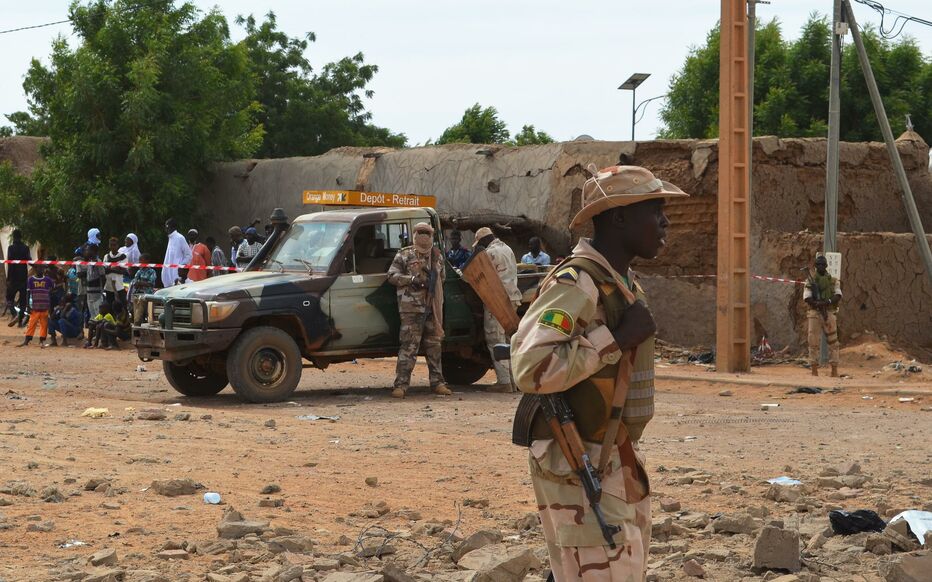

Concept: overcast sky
[[2, 1, 930, 145]]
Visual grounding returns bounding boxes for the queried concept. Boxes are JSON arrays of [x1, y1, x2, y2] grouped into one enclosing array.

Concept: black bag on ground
[[829, 509, 886, 535]]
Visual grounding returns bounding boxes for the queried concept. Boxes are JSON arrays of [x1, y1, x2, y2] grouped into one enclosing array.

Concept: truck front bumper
[[132, 325, 239, 362]]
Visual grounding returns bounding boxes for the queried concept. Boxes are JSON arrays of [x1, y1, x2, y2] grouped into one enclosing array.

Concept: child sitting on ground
[[48, 293, 82, 347], [99, 301, 131, 350], [85, 303, 115, 349]]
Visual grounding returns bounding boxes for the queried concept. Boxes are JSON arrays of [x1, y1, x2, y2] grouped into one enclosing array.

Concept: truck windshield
[[261, 221, 350, 273]]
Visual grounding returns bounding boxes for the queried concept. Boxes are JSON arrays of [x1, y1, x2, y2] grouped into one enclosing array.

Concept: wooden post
[[716, 0, 751, 372]]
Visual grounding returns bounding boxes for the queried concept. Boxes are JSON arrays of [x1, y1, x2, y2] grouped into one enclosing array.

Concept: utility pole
[[716, 0, 752, 373], [824, 0, 844, 254], [844, 1, 932, 285]]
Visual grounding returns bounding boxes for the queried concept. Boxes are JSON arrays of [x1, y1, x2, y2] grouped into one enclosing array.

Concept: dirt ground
[[0, 336, 930, 582]]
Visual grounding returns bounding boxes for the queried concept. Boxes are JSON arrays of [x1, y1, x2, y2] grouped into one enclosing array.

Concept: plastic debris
[[203, 492, 221, 505], [890, 510, 932, 546], [81, 407, 110, 418], [898, 397, 916, 403], [760, 403, 779, 410], [829, 509, 886, 535], [136, 365, 147, 372], [767, 476, 803, 486], [296, 415, 340, 422], [683, 436, 698, 442], [57, 539, 88, 549]]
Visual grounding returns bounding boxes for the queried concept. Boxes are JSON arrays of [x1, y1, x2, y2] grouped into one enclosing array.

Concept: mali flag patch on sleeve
[[537, 309, 574, 336]]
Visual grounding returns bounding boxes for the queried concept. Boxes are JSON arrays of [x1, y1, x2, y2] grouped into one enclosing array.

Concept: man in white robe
[[162, 218, 193, 288]]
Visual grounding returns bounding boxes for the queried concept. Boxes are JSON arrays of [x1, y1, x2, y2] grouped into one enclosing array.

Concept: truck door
[[323, 221, 409, 350]]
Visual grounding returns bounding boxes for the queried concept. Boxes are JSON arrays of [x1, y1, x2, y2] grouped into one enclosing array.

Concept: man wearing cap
[[386, 221, 451, 398], [804, 254, 842, 377], [236, 227, 262, 269], [511, 165, 687, 580], [473, 226, 522, 392]]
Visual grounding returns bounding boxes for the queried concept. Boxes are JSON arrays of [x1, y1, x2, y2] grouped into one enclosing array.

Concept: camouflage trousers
[[394, 312, 445, 390], [807, 311, 840, 365], [484, 307, 512, 384], [529, 439, 651, 582]]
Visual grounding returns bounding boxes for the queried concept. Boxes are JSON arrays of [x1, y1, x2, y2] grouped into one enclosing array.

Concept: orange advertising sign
[[303, 190, 436, 208]]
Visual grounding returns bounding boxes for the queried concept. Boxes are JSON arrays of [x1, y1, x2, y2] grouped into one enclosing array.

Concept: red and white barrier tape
[[640, 273, 805, 285], [1, 259, 236, 271], [3, 259, 806, 284]]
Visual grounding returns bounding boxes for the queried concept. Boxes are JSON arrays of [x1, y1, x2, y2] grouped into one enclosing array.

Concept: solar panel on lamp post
[[618, 73, 651, 141]]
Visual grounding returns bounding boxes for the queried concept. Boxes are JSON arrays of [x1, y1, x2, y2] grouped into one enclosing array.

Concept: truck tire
[[226, 326, 302, 403], [442, 353, 491, 386], [162, 361, 228, 397]]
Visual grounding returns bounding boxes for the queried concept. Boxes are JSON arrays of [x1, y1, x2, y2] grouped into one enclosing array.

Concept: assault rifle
[[493, 343, 621, 548], [419, 251, 439, 327], [538, 393, 623, 548], [801, 267, 828, 322]]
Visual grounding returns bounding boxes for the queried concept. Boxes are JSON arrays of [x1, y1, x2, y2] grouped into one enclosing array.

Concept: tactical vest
[[514, 256, 656, 445], [813, 273, 839, 312]]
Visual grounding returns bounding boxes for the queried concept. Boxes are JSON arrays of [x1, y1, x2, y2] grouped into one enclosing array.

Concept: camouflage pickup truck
[[133, 206, 543, 403]]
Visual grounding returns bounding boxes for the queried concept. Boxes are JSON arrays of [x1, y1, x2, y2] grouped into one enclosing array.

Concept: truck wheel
[[162, 361, 228, 397], [226, 326, 302, 403], [442, 353, 491, 385]]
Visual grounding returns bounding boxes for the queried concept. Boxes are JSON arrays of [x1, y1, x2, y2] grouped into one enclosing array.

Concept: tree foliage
[[238, 12, 406, 158], [437, 104, 511, 145], [659, 14, 932, 141], [436, 103, 555, 145], [513, 124, 555, 146], [2, 0, 263, 253]]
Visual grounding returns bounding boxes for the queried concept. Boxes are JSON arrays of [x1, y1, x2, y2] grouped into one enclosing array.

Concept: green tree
[[2, 0, 262, 253], [513, 124, 555, 146], [437, 104, 511, 144], [659, 15, 932, 141], [238, 12, 406, 158]]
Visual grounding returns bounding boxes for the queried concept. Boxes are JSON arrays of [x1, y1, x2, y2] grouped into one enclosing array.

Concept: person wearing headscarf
[[75, 227, 101, 256], [120, 233, 141, 265], [385, 222, 450, 399]]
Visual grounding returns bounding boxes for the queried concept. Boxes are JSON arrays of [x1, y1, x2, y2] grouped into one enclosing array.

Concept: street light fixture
[[618, 73, 651, 141]]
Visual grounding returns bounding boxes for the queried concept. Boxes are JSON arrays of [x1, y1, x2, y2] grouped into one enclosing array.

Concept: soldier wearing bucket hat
[[511, 165, 687, 581]]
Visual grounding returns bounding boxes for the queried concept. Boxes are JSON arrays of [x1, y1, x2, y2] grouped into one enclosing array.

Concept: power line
[[853, 0, 932, 39], [0, 19, 72, 36]]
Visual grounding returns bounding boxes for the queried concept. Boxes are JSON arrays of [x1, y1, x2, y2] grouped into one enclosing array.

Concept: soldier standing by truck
[[473, 226, 522, 392], [511, 165, 687, 581], [387, 221, 452, 399]]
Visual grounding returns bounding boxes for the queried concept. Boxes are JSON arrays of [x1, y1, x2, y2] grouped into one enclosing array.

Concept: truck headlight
[[190, 301, 238, 325]]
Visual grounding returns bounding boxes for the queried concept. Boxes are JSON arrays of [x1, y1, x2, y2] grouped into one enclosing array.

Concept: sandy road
[[0, 339, 929, 581]]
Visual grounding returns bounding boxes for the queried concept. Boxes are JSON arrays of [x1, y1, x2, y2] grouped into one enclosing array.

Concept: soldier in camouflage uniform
[[387, 222, 452, 399], [512, 166, 688, 581], [804, 254, 842, 377]]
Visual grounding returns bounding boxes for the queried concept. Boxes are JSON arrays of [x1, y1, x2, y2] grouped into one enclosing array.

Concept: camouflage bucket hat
[[570, 165, 688, 230]]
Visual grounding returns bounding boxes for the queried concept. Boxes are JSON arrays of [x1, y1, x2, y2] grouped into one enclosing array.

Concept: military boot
[[811, 364, 819, 377], [391, 387, 406, 399], [432, 384, 452, 396], [830, 364, 838, 378]]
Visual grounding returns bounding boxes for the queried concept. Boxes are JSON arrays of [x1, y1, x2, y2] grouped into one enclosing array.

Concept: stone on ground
[[456, 544, 538, 582], [753, 526, 800, 572]]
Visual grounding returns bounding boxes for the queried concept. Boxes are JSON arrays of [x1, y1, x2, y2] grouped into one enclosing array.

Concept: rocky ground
[[0, 335, 930, 582]]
